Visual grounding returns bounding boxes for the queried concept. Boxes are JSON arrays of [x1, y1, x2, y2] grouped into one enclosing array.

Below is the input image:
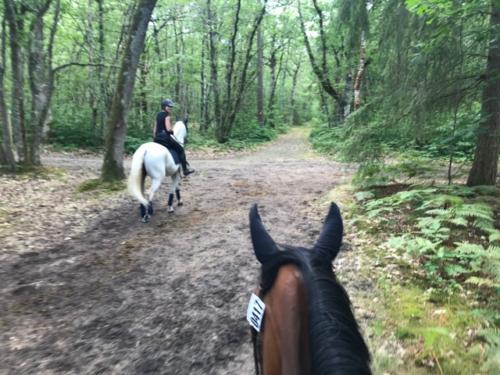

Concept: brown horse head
[[249, 203, 371, 375]]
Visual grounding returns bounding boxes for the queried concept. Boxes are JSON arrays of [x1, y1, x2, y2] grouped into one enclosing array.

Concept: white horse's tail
[[128, 144, 149, 207]]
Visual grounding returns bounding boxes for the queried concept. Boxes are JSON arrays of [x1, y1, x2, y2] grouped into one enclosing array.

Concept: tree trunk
[[139, 59, 149, 124], [4, 0, 27, 162], [179, 23, 187, 113], [200, 33, 210, 132], [353, 32, 367, 111], [29, 15, 49, 165], [0, 14, 15, 170], [256, 26, 265, 127], [101, 0, 158, 181], [152, 19, 165, 89], [173, 15, 182, 102], [27, 0, 60, 166], [319, 85, 333, 128], [215, 0, 242, 142], [87, 0, 98, 135], [216, 0, 267, 142], [290, 61, 301, 125], [267, 37, 284, 127], [467, 1, 500, 186], [207, 0, 221, 132], [96, 0, 106, 136], [298, 0, 346, 119]]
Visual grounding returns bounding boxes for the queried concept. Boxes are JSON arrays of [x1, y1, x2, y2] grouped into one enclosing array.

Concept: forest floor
[[0, 127, 384, 374]]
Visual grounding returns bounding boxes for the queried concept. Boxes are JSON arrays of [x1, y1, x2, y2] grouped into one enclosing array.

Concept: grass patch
[[373, 280, 495, 374], [77, 178, 125, 193]]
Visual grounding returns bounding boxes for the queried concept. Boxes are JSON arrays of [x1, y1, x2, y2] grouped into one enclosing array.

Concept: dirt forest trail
[[0, 127, 365, 375]]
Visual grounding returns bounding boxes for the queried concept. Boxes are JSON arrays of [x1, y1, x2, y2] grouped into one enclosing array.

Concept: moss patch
[[77, 178, 125, 193], [370, 277, 495, 374], [0, 165, 67, 180]]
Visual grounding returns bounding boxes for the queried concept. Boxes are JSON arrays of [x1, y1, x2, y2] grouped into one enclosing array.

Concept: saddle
[[154, 133, 181, 165]]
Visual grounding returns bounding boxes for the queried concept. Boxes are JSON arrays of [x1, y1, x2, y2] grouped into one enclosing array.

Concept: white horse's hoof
[[178, 200, 183, 206], [168, 206, 175, 213], [142, 214, 150, 223]]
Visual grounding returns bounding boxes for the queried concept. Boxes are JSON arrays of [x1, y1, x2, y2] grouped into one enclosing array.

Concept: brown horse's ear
[[250, 204, 279, 264], [313, 203, 343, 263]]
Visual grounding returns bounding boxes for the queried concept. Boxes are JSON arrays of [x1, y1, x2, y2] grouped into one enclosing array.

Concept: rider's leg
[[173, 143, 194, 176]]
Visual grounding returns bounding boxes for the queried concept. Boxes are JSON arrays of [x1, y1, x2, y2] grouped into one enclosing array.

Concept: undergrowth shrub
[[356, 184, 499, 373], [359, 185, 500, 295]]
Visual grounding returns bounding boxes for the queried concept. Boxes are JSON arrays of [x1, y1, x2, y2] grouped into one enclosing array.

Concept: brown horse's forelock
[[258, 246, 372, 375]]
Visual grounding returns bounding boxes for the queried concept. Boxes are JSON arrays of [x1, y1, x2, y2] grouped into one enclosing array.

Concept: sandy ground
[[0, 128, 369, 375]]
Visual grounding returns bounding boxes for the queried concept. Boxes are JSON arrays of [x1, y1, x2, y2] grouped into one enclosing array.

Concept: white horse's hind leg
[[140, 176, 162, 222], [148, 176, 163, 204]]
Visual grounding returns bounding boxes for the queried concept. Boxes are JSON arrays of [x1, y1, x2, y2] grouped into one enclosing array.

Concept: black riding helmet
[[161, 99, 174, 109]]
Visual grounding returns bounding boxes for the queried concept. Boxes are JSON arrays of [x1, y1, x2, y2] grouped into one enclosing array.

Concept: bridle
[[251, 286, 265, 375]]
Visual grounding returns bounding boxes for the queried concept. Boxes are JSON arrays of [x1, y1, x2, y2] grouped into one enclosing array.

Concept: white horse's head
[[173, 119, 188, 147]]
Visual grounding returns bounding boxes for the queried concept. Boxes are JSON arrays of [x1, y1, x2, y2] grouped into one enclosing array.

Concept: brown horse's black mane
[[259, 246, 372, 375]]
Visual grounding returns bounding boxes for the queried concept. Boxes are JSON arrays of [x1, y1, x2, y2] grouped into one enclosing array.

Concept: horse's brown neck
[[262, 264, 311, 375]]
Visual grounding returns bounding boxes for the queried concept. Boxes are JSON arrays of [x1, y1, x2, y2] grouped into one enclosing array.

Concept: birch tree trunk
[[467, 1, 500, 186], [353, 32, 367, 111], [256, 26, 265, 127], [101, 0, 158, 181]]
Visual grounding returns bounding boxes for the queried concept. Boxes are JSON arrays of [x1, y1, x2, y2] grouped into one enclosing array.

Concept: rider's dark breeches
[[155, 133, 188, 170]]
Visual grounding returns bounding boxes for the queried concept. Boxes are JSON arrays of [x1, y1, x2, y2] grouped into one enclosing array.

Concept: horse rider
[[154, 99, 195, 177]]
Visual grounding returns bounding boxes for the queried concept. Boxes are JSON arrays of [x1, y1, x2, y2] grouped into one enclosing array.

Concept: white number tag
[[246, 293, 266, 332]]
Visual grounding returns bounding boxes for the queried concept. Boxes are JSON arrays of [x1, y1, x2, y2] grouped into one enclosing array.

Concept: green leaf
[[416, 327, 451, 349], [465, 277, 497, 288], [355, 191, 375, 202], [488, 230, 500, 244], [446, 217, 468, 227], [444, 264, 468, 277]]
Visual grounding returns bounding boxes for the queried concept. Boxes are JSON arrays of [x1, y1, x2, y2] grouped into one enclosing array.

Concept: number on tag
[[247, 293, 265, 332]]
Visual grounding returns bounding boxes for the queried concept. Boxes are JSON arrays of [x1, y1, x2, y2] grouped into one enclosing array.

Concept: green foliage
[[360, 184, 500, 296], [48, 115, 103, 151], [309, 0, 488, 181], [478, 329, 500, 374], [124, 135, 150, 155], [185, 120, 281, 151]]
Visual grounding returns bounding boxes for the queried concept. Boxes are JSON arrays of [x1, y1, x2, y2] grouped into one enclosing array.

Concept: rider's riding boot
[[179, 150, 195, 177], [181, 157, 195, 177], [182, 164, 195, 177]]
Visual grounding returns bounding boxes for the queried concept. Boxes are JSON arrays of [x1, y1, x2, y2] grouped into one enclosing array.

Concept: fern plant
[[362, 185, 499, 294]]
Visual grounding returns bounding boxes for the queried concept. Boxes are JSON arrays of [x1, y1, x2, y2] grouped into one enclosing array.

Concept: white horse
[[128, 120, 188, 222]]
